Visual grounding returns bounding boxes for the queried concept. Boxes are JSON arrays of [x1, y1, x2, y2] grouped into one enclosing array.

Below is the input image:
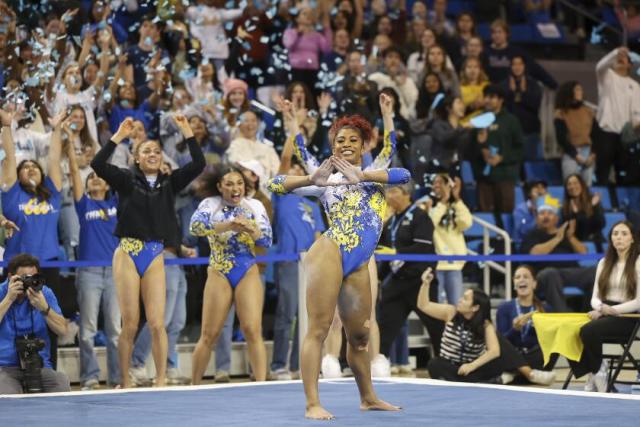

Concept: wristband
[[387, 168, 411, 184], [40, 305, 51, 317]]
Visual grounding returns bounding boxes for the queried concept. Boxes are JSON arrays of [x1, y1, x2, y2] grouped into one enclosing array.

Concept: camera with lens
[[15, 334, 45, 393], [20, 273, 45, 293]]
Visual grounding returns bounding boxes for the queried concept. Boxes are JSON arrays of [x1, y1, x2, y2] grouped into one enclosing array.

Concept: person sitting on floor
[[418, 268, 555, 385], [496, 265, 557, 384]]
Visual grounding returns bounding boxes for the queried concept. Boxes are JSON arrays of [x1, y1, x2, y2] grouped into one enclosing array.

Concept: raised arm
[[368, 93, 397, 170], [169, 114, 206, 192], [0, 111, 17, 188], [416, 268, 457, 322], [65, 130, 84, 202], [90, 118, 134, 192], [47, 115, 65, 192], [282, 99, 320, 173]]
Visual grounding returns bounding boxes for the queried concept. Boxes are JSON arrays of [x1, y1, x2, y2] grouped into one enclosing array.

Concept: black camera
[[20, 274, 45, 293], [15, 334, 45, 393]]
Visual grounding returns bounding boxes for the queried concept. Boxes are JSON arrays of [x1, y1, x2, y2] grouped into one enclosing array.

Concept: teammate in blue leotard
[[267, 96, 409, 420], [189, 166, 272, 383]]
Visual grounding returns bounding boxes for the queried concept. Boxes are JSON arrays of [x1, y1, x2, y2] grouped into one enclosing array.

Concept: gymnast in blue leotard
[[267, 95, 408, 420], [189, 165, 272, 384], [287, 99, 398, 378], [91, 116, 205, 388]]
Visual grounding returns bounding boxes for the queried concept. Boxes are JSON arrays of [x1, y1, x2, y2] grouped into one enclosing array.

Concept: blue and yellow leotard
[[119, 238, 164, 277], [189, 197, 272, 288], [269, 130, 406, 277]]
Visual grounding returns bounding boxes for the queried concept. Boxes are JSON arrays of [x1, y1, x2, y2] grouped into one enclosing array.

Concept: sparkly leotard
[[190, 197, 272, 287], [268, 131, 404, 276]]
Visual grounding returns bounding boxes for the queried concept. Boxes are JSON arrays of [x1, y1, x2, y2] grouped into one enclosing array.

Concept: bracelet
[[40, 305, 51, 316]]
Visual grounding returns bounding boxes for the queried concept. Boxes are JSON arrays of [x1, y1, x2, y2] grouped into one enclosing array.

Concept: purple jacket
[[283, 27, 332, 70]]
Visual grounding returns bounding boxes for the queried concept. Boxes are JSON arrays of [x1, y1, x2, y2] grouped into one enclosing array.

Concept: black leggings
[[569, 314, 638, 378], [428, 334, 528, 383], [378, 274, 444, 358]]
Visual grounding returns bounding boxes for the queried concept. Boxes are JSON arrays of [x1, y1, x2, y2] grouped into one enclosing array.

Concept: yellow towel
[[532, 313, 591, 366]]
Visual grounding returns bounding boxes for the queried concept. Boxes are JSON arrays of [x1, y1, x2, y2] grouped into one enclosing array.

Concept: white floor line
[[2, 376, 638, 402]]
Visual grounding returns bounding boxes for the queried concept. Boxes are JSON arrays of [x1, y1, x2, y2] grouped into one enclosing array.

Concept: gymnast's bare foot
[[306, 404, 335, 420], [360, 399, 402, 411]]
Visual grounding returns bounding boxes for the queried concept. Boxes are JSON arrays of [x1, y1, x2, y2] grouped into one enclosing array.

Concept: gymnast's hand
[[309, 159, 334, 187], [332, 157, 364, 184], [457, 363, 475, 376]]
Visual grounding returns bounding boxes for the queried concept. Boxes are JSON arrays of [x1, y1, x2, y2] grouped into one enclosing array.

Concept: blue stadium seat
[[578, 242, 598, 267], [591, 186, 612, 210], [500, 213, 514, 237], [524, 161, 562, 185], [461, 161, 475, 185], [465, 212, 496, 239], [615, 187, 640, 211], [446, 0, 472, 17], [510, 24, 535, 43], [514, 186, 525, 207], [563, 287, 585, 297], [603, 212, 626, 238]]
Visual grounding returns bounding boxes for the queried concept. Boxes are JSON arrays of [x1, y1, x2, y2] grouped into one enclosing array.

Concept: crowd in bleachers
[[0, 0, 640, 391]]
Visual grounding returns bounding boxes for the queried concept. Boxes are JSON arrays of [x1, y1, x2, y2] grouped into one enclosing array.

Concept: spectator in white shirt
[[594, 47, 640, 184]]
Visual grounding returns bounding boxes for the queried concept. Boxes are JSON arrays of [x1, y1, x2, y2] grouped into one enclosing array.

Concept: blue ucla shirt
[[1, 177, 62, 261], [273, 194, 325, 254], [0, 281, 62, 369], [75, 195, 119, 261]]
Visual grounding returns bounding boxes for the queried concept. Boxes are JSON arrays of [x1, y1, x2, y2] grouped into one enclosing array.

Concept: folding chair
[[562, 317, 640, 392], [606, 317, 640, 392]]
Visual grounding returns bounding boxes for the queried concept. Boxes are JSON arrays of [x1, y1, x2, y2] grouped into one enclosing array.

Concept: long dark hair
[[562, 173, 594, 218], [555, 81, 582, 111], [416, 72, 446, 119], [515, 264, 545, 313], [17, 160, 52, 201], [454, 289, 492, 339], [67, 104, 97, 151], [285, 81, 316, 110], [200, 165, 249, 198], [598, 220, 639, 301]]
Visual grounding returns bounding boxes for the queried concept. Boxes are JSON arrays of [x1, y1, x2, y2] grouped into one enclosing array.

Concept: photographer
[[0, 254, 70, 394]]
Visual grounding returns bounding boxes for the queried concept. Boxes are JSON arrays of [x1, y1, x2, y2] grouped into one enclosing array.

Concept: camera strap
[[11, 304, 37, 339]]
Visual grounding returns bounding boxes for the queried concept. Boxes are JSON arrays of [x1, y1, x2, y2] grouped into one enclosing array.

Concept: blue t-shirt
[[1, 177, 62, 261], [75, 195, 119, 261], [0, 281, 62, 369], [108, 100, 155, 135], [273, 194, 325, 254]]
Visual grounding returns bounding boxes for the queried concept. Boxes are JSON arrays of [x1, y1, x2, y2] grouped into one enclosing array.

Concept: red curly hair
[[328, 115, 373, 146]]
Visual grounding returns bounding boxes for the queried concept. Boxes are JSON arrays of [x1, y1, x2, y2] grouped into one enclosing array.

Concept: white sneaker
[[584, 373, 596, 392], [501, 372, 515, 385], [398, 365, 414, 376], [529, 369, 555, 386], [593, 370, 608, 392], [166, 368, 186, 385], [370, 354, 391, 378], [321, 354, 342, 379], [390, 365, 400, 375], [272, 368, 292, 381], [81, 378, 100, 391], [129, 366, 150, 386], [215, 370, 230, 383]]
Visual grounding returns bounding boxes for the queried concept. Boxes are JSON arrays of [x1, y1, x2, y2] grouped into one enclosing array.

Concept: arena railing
[[469, 215, 513, 301]]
